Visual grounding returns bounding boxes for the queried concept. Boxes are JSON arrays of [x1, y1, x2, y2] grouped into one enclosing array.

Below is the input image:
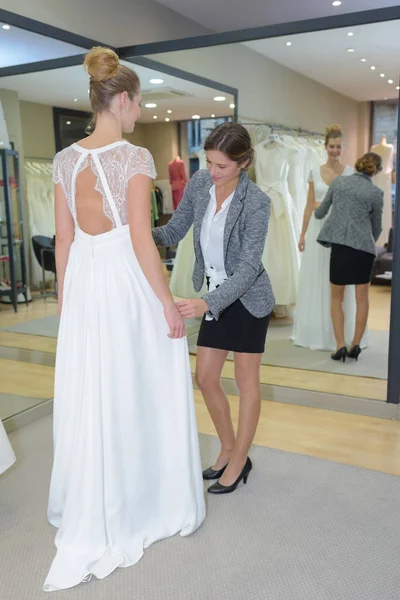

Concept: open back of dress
[[44, 141, 205, 592]]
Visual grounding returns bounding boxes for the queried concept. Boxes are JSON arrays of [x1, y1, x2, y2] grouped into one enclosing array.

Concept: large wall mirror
[[136, 18, 400, 417]]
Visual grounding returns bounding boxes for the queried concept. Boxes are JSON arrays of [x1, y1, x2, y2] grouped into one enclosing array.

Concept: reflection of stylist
[[315, 152, 383, 362], [153, 123, 275, 494]]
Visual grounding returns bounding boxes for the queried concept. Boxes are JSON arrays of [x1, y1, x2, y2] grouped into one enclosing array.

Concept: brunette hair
[[325, 124, 343, 146], [84, 47, 140, 128], [355, 152, 383, 177], [204, 123, 254, 169]]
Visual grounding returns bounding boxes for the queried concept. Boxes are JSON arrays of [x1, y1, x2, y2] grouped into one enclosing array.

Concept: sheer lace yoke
[[53, 141, 157, 234]]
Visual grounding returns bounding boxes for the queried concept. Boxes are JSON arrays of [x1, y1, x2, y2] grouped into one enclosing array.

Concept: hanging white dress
[[293, 166, 368, 351], [0, 419, 15, 475], [45, 141, 205, 592], [170, 225, 207, 299], [255, 140, 300, 310], [371, 143, 394, 246]]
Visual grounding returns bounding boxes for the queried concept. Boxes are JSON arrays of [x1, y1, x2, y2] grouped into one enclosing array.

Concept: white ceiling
[[156, 0, 400, 34], [0, 61, 234, 122], [245, 20, 400, 102], [0, 23, 85, 68]]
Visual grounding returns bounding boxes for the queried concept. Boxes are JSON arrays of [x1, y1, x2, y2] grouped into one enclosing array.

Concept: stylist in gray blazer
[[153, 123, 274, 495], [315, 152, 383, 363]]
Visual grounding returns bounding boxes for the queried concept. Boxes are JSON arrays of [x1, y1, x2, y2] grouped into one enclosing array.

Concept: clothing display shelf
[[0, 148, 28, 312]]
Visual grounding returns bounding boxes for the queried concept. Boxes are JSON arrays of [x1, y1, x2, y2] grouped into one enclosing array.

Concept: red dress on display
[[168, 158, 188, 210]]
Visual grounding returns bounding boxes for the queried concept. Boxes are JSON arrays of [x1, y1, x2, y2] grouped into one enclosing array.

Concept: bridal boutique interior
[[143, 18, 400, 418]]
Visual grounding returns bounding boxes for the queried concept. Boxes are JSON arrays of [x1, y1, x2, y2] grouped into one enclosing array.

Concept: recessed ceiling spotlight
[[167, 109, 172, 114], [360, 58, 367, 63], [150, 78, 164, 84], [286, 42, 292, 46], [73, 98, 78, 102], [87, 89, 90, 94], [380, 73, 385, 78], [153, 116, 158, 120], [192, 115, 201, 120], [230, 103, 235, 109], [347, 32, 354, 37], [370, 66, 376, 71], [66, 121, 71, 125], [347, 48, 355, 53], [213, 96, 226, 102], [211, 114, 216, 118], [145, 103, 157, 108], [2, 24, 10, 30], [397, 86, 400, 91], [332, 1, 342, 6], [165, 118, 170, 122], [388, 79, 394, 84]]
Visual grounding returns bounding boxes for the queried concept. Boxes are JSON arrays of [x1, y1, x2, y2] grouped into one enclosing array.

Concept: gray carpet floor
[[1, 416, 400, 599], [190, 325, 389, 380]]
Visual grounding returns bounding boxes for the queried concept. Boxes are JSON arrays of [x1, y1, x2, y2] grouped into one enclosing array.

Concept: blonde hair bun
[[84, 47, 120, 82], [325, 124, 343, 139]]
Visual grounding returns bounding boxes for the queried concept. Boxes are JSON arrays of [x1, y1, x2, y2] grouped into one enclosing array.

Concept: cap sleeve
[[126, 146, 157, 181], [52, 152, 61, 184]]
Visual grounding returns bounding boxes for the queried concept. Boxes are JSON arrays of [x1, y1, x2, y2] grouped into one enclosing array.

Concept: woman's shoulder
[[188, 169, 212, 189]]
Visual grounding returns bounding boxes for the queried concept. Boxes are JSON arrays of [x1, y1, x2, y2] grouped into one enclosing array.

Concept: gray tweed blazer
[[315, 172, 384, 255], [152, 169, 275, 320]]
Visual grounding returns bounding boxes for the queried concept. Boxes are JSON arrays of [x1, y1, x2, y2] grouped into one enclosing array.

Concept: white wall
[[0, 0, 210, 46], [149, 45, 371, 164]]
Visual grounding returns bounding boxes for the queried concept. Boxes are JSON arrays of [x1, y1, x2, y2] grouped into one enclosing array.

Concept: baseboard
[[4, 399, 53, 433]]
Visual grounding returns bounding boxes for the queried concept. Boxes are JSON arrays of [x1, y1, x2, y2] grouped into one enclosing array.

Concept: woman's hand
[[298, 234, 306, 252], [176, 299, 208, 319], [164, 302, 186, 339]]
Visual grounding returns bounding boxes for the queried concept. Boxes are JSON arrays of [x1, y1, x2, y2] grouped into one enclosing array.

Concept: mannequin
[[371, 135, 394, 245], [168, 156, 188, 210]]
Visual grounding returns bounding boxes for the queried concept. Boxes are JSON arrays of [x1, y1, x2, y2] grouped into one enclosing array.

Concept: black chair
[[32, 235, 57, 298]]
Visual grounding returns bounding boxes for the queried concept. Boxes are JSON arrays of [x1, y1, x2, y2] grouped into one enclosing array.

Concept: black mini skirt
[[197, 298, 270, 354], [330, 243, 375, 285]]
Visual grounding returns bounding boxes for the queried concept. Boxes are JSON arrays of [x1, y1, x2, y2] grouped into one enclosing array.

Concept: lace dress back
[[53, 141, 157, 235]]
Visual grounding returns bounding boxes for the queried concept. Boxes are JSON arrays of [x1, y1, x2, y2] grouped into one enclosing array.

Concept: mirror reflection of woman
[[293, 125, 366, 351], [315, 152, 384, 362], [153, 123, 275, 495]]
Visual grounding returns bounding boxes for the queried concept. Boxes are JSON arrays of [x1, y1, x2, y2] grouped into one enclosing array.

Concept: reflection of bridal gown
[[170, 225, 206, 299], [293, 166, 368, 351], [255, 140, 300, 309], [0, 419, 15, 476], [371, 142, 393, 246]]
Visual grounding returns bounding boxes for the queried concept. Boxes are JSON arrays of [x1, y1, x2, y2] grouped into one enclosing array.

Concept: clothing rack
[[240, 122, 324, 138]]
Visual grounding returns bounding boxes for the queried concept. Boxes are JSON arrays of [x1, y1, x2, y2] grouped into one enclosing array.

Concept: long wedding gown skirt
[[0, 419, 15, 475], [44, 225, 205, 592], [293, 215, 368, 351]]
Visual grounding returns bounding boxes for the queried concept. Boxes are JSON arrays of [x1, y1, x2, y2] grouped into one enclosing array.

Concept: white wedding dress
[[0, 419, 15, 475], [46, 141, 205, 592], [293, 166, 368, 351]]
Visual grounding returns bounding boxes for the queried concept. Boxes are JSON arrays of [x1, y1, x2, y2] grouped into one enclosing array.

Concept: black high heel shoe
[[202, 464, 228, 481], [207, 458, 252, 494], [331, 347, 347, 363], [347, 345, 361, 361]]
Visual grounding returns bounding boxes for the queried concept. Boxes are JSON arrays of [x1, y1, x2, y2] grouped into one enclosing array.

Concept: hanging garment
[[293, 165, 369, 351], [169, 158, 188, 210], [45, 141, 205, 592], [371, 143, 394, 246], [170, 225, 207, 299], [0, 419, 15, 476], [255, 139, 300, 311]]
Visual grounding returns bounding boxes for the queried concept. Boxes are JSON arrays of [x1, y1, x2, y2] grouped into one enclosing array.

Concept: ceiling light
[[167, 109, 172, 114], [87, 89, 90, 94], [213, 96, 226, 102], [380, 73, 385, 78], [332, 1, 341, 6], [397, 86, 400, 91], [0, 141, 4, 145], [384, 97, 388, 100], [165, 118, 170, 122], [286, 42, 292, 46], [150, 78, 164, 84], [347, 48, 355, 53], [153, 116, 158, 120], [66, 121, 71, 125], [211, 114, 216, 118], [347, 32, 354, 37], [2, 24, 10, 30], [192, 115, 201, 120], [370, 66, 376, 71], [145, 103, 157, 108], [73, 98, 78, 102], [360, 58, 367, 63], [388, 79, 394, 84], [230, 103, 235, 109]]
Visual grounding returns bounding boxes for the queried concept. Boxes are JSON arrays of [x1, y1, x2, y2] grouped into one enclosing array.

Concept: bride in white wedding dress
[[45, 48, 205, 592], [293, 125, 368, 351]]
